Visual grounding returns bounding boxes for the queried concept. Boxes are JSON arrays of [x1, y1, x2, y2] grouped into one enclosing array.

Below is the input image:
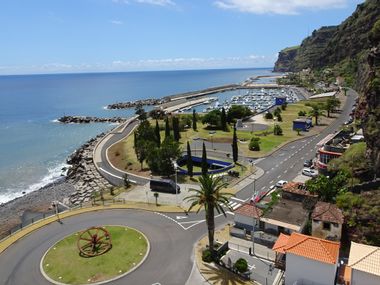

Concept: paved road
[[95, 119, 150, 185]]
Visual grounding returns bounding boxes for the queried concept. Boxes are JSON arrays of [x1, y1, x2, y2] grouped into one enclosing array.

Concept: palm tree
[[184, 174, 233, 259], [309, 103, 324, 126]]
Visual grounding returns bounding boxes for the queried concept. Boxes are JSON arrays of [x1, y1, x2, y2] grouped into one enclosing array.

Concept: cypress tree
[[232, 125, 238, 163], [155, 120, 161, 147], [221, 107, 227, 131], [173, 117, 180, 141], [165, 117, 171, 139], [186, 141, 193, 177], [192, 109, 197, 131], [201, 142, 208, 176]]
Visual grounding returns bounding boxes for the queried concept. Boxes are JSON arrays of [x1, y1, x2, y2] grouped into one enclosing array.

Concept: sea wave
[[0, 162, 69, 204], [50, 119, 59, 123]]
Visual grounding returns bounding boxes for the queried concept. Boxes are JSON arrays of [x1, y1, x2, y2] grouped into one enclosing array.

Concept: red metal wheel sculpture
[[77, 227, 112, 257]]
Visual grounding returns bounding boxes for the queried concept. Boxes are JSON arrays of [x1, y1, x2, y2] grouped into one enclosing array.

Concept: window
[[332, 223, 339, 228], [323, 222, 331, 230]]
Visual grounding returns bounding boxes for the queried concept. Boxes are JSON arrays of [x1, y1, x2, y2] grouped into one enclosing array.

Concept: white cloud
[[0, 55, 277, 75], [135, 0, 175, 6], [214, 0, 348, 15], [110, 19, 124, 25]]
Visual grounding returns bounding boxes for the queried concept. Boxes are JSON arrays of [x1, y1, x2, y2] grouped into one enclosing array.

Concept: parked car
[[150, 179, 180, 194], [302, 168, 318, 177], [303, 159, 313, 167], [275, 180, 288, 188], [250, 190, 268, 204]]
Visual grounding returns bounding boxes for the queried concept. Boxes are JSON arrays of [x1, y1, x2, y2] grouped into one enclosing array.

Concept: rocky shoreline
[[107, 98, 165, 109], [58, 115, 126, 124], [0, 132, 114, 239]]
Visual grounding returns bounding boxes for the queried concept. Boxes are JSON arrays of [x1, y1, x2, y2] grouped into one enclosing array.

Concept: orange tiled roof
[[272, 233, 290, 254], [234, 203, 263, 218], [282, 182, 317, 197], [312, 201, 344, 224], [273, 232, 340, 264]]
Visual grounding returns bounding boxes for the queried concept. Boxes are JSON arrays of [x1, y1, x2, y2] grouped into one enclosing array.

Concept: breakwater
[[107, 98, 166, 109], [58, 116, 126, 124]]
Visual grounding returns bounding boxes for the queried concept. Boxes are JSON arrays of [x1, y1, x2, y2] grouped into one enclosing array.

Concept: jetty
[[58, 116, 126, 124]]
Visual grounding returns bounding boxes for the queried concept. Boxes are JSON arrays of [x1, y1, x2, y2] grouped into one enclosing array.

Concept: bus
[[150, 179, 180, 194]]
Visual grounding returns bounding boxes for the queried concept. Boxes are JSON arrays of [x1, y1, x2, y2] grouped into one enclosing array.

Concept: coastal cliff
[[274, 0, 380, 176], [274, 0, 379, 75]]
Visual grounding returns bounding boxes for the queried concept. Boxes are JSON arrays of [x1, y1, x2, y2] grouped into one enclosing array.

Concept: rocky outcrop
[[107, 98, 164, 109], [58, 116, 126, 124], [274, 46, 299, 72]]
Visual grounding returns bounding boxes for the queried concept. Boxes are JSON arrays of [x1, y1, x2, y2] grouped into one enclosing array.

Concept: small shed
[[275, 97, 287, 106], [293, 118, 313, 132]]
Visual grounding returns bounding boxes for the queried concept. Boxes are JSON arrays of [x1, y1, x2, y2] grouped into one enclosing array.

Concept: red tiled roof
[[284, 233, 340, 264], [312, 201, 344, 224], [272, 233, 290, 254], [234, 203, 263, 218], [282, 182, 318, 197]]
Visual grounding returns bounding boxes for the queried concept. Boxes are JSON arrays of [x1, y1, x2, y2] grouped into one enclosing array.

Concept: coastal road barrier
[[0, 201, 186, 254]]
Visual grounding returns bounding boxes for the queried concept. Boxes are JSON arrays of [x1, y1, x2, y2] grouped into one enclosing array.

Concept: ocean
[[0, 68, 275, 203]]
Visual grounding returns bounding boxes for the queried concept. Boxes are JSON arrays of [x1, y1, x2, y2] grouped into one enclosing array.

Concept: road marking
[[176, 216, 188, 220], [270, 180, 274, 184], [231, 197, 245, 202], [291, 146, 295, 149], [226, 211, 235, 215], [301, 157, 304, 160], [277, 175, 281, 179], [99, 167, 137, 183], [261, 186, 266, 190], [276, 164, 279, 168], [284, 170, 288, 173]]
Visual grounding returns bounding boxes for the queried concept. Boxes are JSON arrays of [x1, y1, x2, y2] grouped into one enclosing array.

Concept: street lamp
[[172, 160, 179, 205], [52, 186, 61, 223], [209, 131, 216, 150], [250, 162, 257, 255]]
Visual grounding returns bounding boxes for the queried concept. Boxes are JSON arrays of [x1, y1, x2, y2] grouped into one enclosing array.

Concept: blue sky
[[0, 0, 364, 74]]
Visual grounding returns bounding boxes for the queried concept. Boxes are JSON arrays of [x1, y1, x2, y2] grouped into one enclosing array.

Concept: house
[[273, 232, 340, 285], [347, 242, 380, 285], [234, 203, 263, 232], [293, 118, 313, 132], [282, 182, 318, 202], [234, 198, 309, 237], [312, 202, 344, 241]]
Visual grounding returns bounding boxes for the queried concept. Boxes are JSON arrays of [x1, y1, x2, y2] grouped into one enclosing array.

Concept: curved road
[[0, 209, 209, 285]]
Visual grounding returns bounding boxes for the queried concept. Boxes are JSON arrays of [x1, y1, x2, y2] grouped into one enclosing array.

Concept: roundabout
[[41, 225, 149, 285], [0, 209, 202, 285]]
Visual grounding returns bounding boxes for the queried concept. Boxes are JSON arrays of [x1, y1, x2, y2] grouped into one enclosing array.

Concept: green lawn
[[42, 226, 148, 285], [108, 102, 314, 174]]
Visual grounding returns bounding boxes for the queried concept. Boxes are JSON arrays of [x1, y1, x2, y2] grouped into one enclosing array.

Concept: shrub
[[281, 102, 288, 110], [274, 125, 283, 136], [264, 112, 273, 119], [277, 113, 283, 122], [234, 258, 248, 273], [298, 110, 306, 116], [249, 137, 260, 151], [202, 249, 213, 263], [274, 107, 282, 117]]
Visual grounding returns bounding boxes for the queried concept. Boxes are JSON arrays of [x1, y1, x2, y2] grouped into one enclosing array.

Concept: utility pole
[[251, 163, 257, 255]]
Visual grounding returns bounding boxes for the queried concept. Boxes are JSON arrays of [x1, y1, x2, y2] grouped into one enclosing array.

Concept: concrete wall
[[312, 220, 342, 241], [234, 214, 258, 231], [285, 253, 337, 285], [351, 269, 380, 285]]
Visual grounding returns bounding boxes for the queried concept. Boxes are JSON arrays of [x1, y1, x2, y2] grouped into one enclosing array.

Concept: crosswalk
[[223, 197, 247, 215]]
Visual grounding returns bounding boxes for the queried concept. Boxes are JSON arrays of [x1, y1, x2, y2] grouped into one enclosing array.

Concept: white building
[[272, 232, 340, 285], [347, 242, 380, 285]]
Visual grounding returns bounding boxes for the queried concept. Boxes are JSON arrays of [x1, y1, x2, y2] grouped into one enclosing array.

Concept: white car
[[275, 180, 288, 188], [302, 168, 318, 177]]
